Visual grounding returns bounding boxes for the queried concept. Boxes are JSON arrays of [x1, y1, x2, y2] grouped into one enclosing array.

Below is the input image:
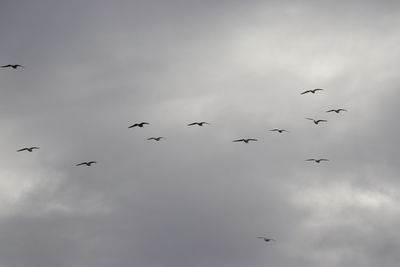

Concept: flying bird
[[326, 109, 347, 113], [257, 237, 276, 242], [187, 122, 210, 126], [269, 128, 289, 133], [301, 88, 324, 94], [1, 64, 24, 69], [129, 122, 149, 128], [17, 147, 40, 152], [233, 139, 258, 143], [147, 137, 165, 141], [306, 118, 327, 125], [306, 158, 329, 163], [76, 161, 97, 166]]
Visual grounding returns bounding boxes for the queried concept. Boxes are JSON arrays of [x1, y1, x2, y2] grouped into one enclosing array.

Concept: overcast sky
[[1, 1, 400, 267]]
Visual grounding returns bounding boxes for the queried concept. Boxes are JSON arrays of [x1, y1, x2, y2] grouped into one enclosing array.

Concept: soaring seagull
[[1, 64, 24, 69], [257, 237, 276, 242], [326, 109, 347, 113], [187, 122, 210, 126], [17, 147, 40, 152], [129, 122, 149, 128], [147, 137, 165, 141], [269, 128, 289, 133], [306, 118, 327, 125], [233, 139, 258, 143], [76, 161, 97, 166], [306, 158, 329, 163], [301, 88, 324, 95]]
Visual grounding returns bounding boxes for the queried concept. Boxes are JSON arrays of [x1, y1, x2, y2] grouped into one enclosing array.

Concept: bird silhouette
[[147, 137, 165, 141], [1, 64, 24, 69], [187, 122, 210, 126], [128, 122, 149, 128], [301, 88, 324, 94], [306, 118, 327, 125], [76, 161, 97, 166], [269, 128, 289, 133], [233, 139, 258, 143], [306, 159, 329, 163], [17, 147, 40, 152], [326, 109, 347, 113], [257, 237, 276, 242]]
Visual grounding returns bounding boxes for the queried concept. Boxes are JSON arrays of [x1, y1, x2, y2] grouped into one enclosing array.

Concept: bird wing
[[233, 139, 244, 142], [31, 147, 40, 149], [1, 65, 12, 68], [326, 110, 335, 112], [339, 109, 347, 112], [318, 120, 327, 122], [76, 162, 86, 166], [17, 148, 28, 152], [187, 123, 197, 126], [301, 90, 311, 94], [89, 161, 97, 164], [270, 129, 279, 131], [128, 124, 138, 128], [248, 139, 258, 141], [306, 159, 315, 161], [306, 118, 315, 121], [314, 88, 324, 91], [319, 159, 329, 161]]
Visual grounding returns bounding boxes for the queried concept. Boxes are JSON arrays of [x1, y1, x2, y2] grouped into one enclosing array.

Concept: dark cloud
[[1, 1, 400, 267]]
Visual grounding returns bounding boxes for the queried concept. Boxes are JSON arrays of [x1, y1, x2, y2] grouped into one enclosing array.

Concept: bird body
[[306, 118, 327, 125], [76, 161, 97, 166], [306, 158, 329, 163], [326, 109, 347, 113], [233, 139, 258, 143], [270, 128, 288, 133], [187, 122, 210, 126], [129, 122, 149, 128], [1, 64, 24, 69], [147, 137, 164, 141], [301, 88, 324, 94], [17, 147, 40, 152], [257, 237, 276, 242]]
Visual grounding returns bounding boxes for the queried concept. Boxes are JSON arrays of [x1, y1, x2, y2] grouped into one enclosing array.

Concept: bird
[[233, 139, 258, 143], [306, 118, 327, 125], [1, 64, 24, 69], [269, 128, 289, 133], [128, 122, 149, 128], [301, 88, 324, 94], [306, 158, 329, 163], [17, 147, 40, 152], [257, 237, 276, 242], [187, 122, 210, 126], [76, 161, 97, 166], [147, 137, 165, 141], [326, 109, 347, 113]]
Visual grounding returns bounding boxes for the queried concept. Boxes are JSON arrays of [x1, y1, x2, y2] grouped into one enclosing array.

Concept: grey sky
[[1, 1, 400, 267]]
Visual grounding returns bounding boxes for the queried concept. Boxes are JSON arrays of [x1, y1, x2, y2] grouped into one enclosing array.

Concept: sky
[[1, 0, 400, 266]]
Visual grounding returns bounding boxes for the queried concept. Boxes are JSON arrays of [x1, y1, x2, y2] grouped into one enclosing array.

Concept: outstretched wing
[[301, 90, 311, 94], [233, 139, 244, 142], [187, 122, 198, 126], [76, 162, 86, 166], [30, 147, 40, 150], [306, 159, 316, 161], [248, 139, 258, 141], [319, 159, 329, 161], [1, 65, 12, 68], [128, 124, 138, 128], [17, 148, 28, 152]]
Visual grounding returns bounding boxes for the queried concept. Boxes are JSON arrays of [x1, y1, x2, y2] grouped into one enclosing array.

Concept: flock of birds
[[3, 64, 348, 243]]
